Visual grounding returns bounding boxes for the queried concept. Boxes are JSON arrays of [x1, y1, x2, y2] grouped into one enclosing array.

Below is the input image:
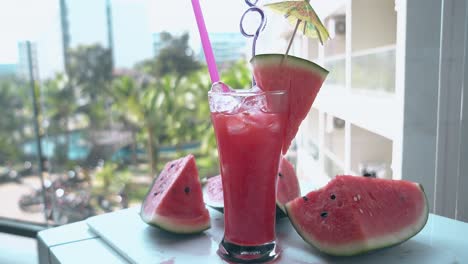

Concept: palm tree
[[42, 74, 79, 164], [111, 74, 161, 175], [67, 44, 113, 130]]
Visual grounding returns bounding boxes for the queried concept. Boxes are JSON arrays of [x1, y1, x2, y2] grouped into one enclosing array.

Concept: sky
[[0, 0, 328, 78]]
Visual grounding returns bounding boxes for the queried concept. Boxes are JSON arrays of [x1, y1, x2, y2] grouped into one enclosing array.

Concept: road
[[0, 177, 47, 224]]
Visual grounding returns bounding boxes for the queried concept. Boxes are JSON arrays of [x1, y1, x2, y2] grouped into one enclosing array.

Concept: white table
[[38, 207, 468, 264]]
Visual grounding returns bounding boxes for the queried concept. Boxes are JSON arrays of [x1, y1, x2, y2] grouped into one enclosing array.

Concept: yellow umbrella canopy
[[265, 0, 329, 46]]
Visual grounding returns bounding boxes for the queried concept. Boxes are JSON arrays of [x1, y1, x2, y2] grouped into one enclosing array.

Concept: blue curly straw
[[240, 0, 267, 86]]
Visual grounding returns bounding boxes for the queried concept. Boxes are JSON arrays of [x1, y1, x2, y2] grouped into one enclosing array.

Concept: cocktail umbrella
[[265, 0, 329, 57]]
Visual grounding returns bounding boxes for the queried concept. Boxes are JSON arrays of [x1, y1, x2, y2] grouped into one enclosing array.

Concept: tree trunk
[[131, 130, 137, 166], [147, 125, 158, 176], [64, 118, 70, 164]]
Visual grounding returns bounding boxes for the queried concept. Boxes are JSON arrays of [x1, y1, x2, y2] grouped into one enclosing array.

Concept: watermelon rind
[[285, 182, 429, 256], [250, 54, 329, 80], [141, 212, 211, 235]]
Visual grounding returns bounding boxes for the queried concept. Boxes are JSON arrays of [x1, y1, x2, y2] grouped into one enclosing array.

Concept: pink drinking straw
[[191, 0, 228, 92]]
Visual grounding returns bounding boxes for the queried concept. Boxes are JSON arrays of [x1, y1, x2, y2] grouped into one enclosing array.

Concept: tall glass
[[209, 88, 287, 263]]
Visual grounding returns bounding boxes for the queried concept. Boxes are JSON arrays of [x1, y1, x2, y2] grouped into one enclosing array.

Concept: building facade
[[0, 64, 17, 77], [197, 32, 247, 70], [268, 0, 468, 222]]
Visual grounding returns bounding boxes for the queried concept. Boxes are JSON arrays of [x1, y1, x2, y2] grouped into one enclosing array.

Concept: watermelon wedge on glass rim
[[251, 54, 328, 154], [286, 176, 429, 256], [140, 154, 210, 234]]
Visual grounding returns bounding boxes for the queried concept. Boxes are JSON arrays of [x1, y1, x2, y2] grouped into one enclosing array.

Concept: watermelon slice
[[285, 176, 429, 256], [204, 174, 224, 212], [251, 54, 328, 154], [276, 157, 301, 214], [140, 155, 210, 234], [204, 156, 301, 218]]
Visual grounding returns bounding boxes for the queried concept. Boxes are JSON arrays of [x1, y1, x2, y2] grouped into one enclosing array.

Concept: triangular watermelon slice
[[286, 176, 429, 256], [251, 54, 328, 154], [140, 155, 210, 234]]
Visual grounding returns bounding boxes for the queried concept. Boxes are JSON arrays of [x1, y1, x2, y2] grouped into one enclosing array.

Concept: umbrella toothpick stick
[[282, 19, 301, 64]]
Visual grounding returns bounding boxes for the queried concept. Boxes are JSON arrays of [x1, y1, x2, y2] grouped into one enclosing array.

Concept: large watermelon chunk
[[140, 155, 210, 234], [285, 176, 429, 256], [204, 156, 301, 218], [251, 54, 328, 154]]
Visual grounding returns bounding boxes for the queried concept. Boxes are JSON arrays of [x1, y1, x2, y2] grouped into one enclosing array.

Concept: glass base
[[217, 238, 279, 263]]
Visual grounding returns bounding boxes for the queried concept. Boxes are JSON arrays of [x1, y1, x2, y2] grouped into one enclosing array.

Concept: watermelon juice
[[209, 88, 287, 262]]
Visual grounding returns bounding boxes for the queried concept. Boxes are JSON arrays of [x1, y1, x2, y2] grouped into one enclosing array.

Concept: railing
[[351, 45, 396, 93], [323, 54, 345, 88]]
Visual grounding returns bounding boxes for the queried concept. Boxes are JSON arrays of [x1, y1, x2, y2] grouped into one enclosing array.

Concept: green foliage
[[0, 77, 30, 163], [94, 163, 131, 193], [220, 60, 253, 89], [127, 182, 150, 203], [43, 74, 78, 131], [68, 44, 113, 129], [137, 32, 201, 78], [1, 35, 253, 183], [68, 44, 112, 89], [112, 33, 204, 174], [42, 74, 80, 165]]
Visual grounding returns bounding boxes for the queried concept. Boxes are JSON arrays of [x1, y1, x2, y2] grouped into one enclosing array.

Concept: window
[[0, 0, 252, 229]]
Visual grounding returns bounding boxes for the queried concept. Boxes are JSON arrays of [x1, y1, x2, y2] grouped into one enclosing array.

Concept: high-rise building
[[197, 32, 247, 69], [17, 41, 39, 81], [152, 32, 247, 69], [0, 64, 17, 77]]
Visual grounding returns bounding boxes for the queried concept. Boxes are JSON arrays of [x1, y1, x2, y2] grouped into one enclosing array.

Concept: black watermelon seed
[[320, 211, 328, 218], [330, 194, 336, 200], [170, 163, 175, 168], [278, 172, 283, 178], [302, 196, 309, 201], [184, 187, 190, 194], [153, 192, 159, 196]]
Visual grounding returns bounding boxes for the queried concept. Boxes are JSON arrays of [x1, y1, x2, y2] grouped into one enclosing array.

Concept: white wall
[[351, 0, 397, 52], [350, 124, 393, 177], [324, 114, 345, 162]]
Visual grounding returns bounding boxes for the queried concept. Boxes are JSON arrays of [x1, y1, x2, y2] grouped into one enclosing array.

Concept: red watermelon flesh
[[204, 156, 301, 218], [205, 174, 224, 210], [140, 154, 210, 234], [251, 54, 328, 154], [276, 157, 301, 213], [285, 176, 428, 256]]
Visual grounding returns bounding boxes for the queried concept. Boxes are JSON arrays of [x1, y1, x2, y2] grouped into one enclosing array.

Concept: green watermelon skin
[[251, 54, 328, 154], [285, 176, 429, 256], [140, 155, 210, 234]]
